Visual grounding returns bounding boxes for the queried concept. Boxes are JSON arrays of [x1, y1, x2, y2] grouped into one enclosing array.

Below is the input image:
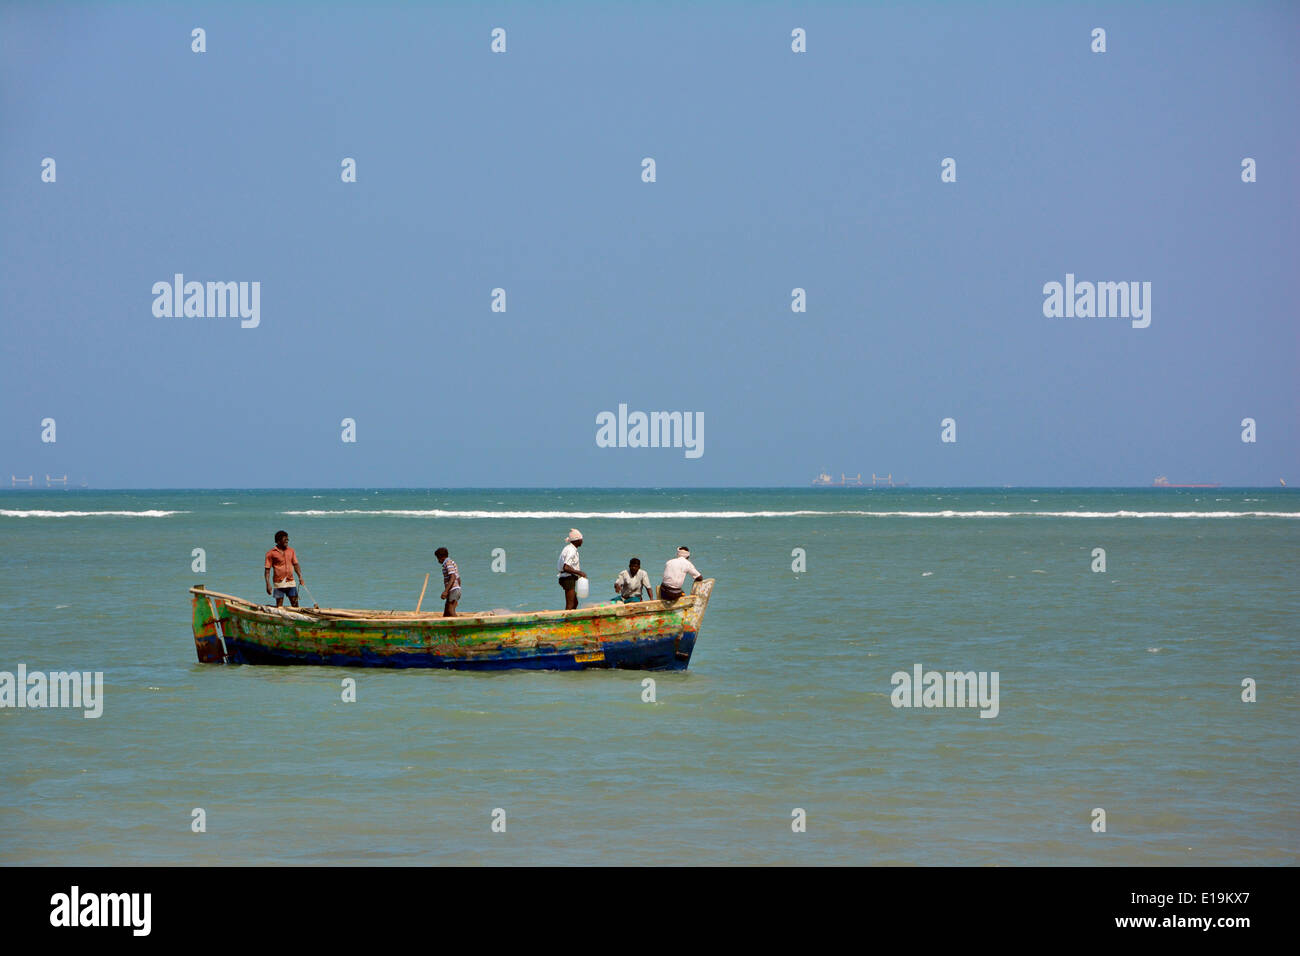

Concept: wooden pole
[[416, 573, 430, 612]]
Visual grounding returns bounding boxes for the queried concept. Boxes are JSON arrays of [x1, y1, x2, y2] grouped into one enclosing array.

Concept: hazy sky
[[2, 1, 1296, 488]]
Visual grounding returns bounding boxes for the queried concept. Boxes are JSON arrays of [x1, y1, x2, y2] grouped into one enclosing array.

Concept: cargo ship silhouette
[[813, 471, 863, 487], [812, 472, 909, 487], [1153, 476, 1220, 488]]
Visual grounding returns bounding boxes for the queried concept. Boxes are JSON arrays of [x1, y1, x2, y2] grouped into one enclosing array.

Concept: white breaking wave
[[0, 510, 186, 518], [279, 508, 1300, 519]]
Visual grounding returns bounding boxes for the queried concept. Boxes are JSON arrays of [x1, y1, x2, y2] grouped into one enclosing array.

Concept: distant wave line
[[279, 509, 1300, 519], [0, 509, 188, 518]]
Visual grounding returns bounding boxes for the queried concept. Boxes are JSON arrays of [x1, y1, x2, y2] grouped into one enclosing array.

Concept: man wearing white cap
[[558, 528, 587, 610], [659, 546, 703, 602]]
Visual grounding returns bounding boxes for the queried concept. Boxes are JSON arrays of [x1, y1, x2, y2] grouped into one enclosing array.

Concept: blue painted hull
[[220, 631, 699, 671]]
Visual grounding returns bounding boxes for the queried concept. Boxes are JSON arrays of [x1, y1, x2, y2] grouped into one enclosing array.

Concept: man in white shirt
[[613, 557, 653, 603], [557, 528, 587, 610], [659, 546, 703, 601]]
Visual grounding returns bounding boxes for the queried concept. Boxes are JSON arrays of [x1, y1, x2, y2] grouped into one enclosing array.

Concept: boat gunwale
[[190, 582, 712, 629]]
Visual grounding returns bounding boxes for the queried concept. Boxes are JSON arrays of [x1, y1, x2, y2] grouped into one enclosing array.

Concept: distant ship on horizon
[[813, 471, 863, 487], [812, 471, 909, 488], [1153, 475, 1220, 488], [8, 474, 88, 489]]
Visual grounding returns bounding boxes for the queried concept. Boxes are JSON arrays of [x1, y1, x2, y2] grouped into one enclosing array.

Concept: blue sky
[[2, 1, 1296, 487]]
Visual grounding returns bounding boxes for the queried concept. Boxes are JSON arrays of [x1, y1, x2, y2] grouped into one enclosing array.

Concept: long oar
[[416, 573, 430, 612]]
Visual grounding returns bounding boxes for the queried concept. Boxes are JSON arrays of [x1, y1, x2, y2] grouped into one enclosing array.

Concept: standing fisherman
[[265, 530, 304, 608], [557, 528, 587, 610], [435, 546, 461, 617]]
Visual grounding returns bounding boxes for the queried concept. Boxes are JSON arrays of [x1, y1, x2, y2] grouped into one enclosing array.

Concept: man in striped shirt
[[435, 547, 461, 617]]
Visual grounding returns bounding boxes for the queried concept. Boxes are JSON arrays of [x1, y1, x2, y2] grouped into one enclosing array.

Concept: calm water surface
[[1, 488, 1296, 865]]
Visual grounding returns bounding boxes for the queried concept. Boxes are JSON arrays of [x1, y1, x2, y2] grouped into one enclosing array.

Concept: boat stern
[[190, 586, 232, 663]]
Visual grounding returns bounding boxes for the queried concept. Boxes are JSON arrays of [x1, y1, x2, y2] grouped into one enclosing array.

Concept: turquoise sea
[[1, 488, 1296, 865]]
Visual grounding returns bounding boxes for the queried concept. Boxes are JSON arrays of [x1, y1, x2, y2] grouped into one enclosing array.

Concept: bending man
[[659, 546, 702, 602]]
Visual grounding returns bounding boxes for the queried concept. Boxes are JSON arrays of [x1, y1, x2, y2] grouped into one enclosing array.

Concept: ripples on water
[[1, 488, 1297, 865]]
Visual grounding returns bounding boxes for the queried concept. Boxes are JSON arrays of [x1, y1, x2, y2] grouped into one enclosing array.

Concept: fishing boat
[[189, 579, 715, 671]]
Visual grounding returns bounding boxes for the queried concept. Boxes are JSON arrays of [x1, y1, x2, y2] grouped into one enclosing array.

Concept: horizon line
[[0, 485, 1291, 492]]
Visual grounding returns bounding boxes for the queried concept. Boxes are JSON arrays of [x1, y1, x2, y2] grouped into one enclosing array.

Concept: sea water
[[1, 488, 1296, 865]]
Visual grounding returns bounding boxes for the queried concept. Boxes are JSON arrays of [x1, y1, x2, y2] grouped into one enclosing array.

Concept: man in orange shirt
[[264, 530, 304, 608]]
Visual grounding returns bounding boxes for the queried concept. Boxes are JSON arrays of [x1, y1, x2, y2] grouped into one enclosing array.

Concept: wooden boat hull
[[189, 579, 713, 671]]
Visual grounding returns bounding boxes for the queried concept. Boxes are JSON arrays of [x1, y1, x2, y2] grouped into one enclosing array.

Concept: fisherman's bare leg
[[560, 576, 578, 610]]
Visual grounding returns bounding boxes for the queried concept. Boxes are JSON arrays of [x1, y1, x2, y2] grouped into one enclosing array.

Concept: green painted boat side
[[189, 579, 714, 671]]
